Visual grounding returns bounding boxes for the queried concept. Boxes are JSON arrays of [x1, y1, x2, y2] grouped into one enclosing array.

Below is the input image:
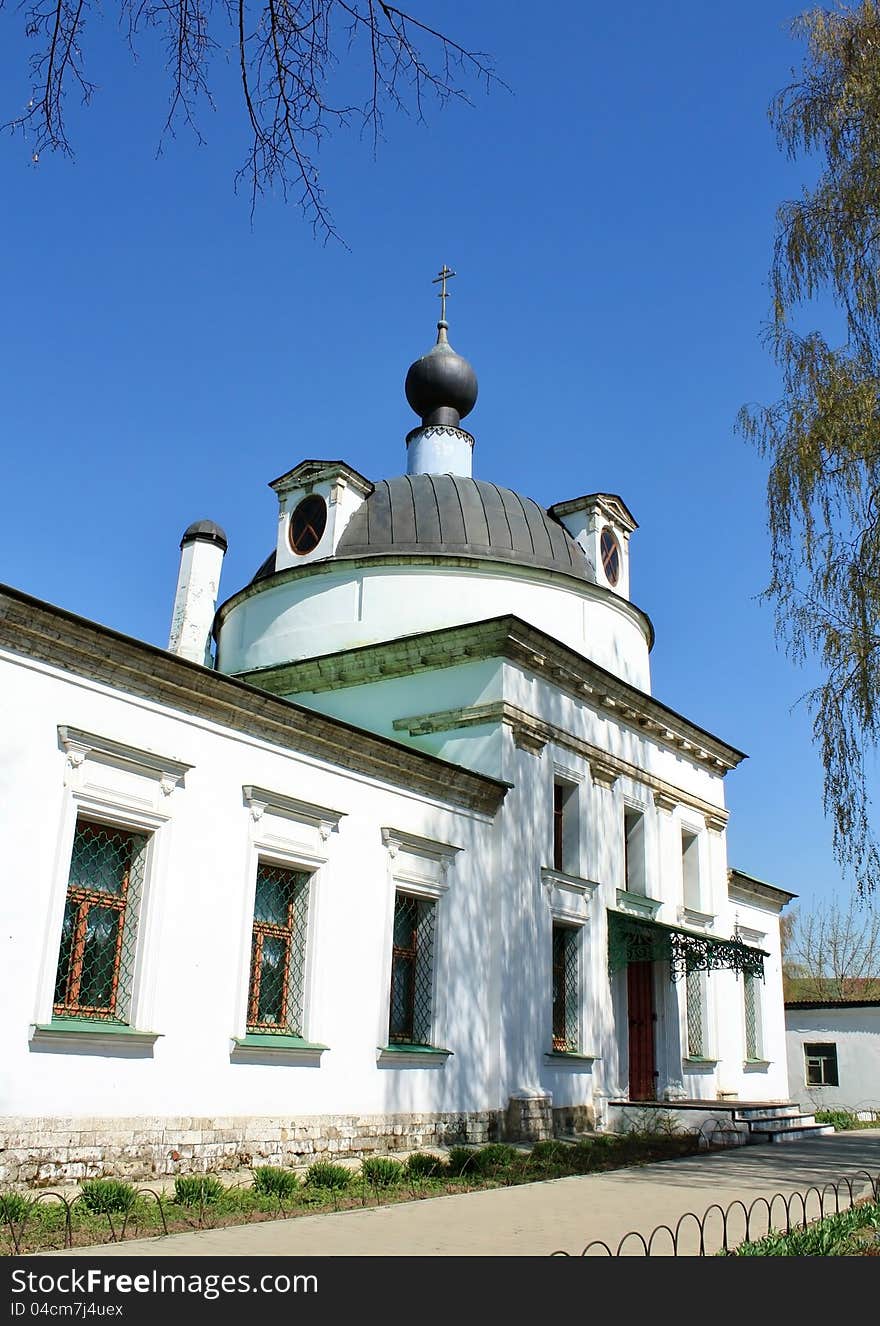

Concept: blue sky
[[0, 1, 863, 913]]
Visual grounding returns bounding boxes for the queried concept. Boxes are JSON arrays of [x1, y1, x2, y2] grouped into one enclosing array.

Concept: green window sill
[[231, 1034, 328, 1063], [544, 1050, 598, 1065], [743, 1058, 771, 1069], [377, 1043, 452, 1066], [31, 1020, 161, 1049], [682, 1056, 719, 1067]]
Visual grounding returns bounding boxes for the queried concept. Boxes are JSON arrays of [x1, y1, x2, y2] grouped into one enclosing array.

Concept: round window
[[288, 494, 327, 556], [600, 526, 620, 586]]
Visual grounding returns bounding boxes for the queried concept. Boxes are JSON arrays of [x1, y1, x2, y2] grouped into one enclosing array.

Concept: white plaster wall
[[291, 658, 731, 804], [506, 672, 787, 1108], [0, 650, 500, 1121], [492, 730, 596, 1114], [0, 638, 785, 1131], [507, 662, 728, 807], [719, 893, 789, 1104], [216, 561, 652, 690], [294, 659, 505, 776], [785, 1008, 880, 1111], [286, 660, 778, 1113]]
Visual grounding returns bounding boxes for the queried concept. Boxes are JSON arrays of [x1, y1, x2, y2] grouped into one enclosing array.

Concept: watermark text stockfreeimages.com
[[10, 1268, 317, 1304]]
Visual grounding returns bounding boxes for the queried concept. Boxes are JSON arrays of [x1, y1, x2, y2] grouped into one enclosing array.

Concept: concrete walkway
[[49, 1131, 880, 1257]]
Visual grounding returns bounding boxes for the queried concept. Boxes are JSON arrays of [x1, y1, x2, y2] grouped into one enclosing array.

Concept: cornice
[[380, 827, 463, 864], [269, 459, 374, 497], [549, 492, 638, 533], [392, 699, 729, 825], [0, 584, 508, 818], [238, 615, 745, 776], [728, 868, 797, 910], [242, 786, 346, 839], [57, 726, 192, 797]]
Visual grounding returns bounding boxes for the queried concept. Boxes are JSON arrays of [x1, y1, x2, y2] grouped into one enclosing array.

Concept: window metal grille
[[805, 1042, 839, 1086], [53, 820, 147, 1022], [247, 862, 310, 1034], [389, 892, 435, 1045], [552, 924, 579, 1052], [686, 968, 704, 1057], [744, 972, 761, 1060]]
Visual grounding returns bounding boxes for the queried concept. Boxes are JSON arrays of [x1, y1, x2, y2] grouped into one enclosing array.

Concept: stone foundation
[[504, 1094, 553, 1142], [551, 1103, 594, 1136], [0, 1112, 503, 1188]]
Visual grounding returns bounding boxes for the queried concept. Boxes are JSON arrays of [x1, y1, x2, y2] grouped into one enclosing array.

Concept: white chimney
[[168, 520, 228, 665]]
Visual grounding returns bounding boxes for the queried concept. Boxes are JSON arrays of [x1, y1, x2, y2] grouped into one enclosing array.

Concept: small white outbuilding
[[785, 998, 880, 1116]]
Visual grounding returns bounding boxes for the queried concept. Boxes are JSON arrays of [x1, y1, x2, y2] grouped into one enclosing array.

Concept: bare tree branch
[[782, 896, 880, 1000], [2, 0, 500, 236]]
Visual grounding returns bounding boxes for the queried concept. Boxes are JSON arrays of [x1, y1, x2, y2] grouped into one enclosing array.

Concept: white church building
[[0, 284, 798, 1185]]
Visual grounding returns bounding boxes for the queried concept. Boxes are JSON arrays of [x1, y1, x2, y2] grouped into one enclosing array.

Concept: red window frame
[[53, 822, 133, 1019], [248, 923, 294, 1031], [288, 495, 327, 556], [600, 526, 620, 585], [246, 864, 305, 1033]]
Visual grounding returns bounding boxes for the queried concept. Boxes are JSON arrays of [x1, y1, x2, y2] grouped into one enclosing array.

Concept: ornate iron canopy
[[607, 911, 766, 982]]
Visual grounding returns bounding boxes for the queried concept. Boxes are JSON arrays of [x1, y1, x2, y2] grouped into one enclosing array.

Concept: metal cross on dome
[[432, 264, 456, 323]]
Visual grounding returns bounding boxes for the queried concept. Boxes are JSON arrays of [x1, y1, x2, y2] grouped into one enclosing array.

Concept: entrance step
[[748, 1113, 819, 1132], [764, 1124, 836, 1144], [734, 1104, 835, 1144], [734, 1104, 801, 1121]]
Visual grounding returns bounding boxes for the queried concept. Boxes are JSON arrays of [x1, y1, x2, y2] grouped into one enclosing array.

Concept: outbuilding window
[[805, 1042, 839, 1087]]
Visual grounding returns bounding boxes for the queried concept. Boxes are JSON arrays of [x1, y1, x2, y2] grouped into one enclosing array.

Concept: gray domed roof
[[338, 475, 588, 578], [250, 476, 591, 585]]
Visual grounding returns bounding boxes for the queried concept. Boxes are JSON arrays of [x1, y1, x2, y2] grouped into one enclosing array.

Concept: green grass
[[252, 1166, 300, 1200], [0, 1130, 703, 1256], [0, 1192, 32, 1224], [728, 1199, 880, 1256], [173, 1175, 225, 1207], [304, 1161, 352, 1191], [404, 1152, 444, 1179], [361, 1157, 405, 1188], [78, 1179, 138, 1216], [815, 1109, 879, 1131]]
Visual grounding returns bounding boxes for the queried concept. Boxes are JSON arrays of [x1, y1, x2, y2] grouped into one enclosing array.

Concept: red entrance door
[[627, 961, 656, 1101]]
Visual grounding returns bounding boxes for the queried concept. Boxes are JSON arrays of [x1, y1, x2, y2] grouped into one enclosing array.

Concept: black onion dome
[[404, 327, 478, 428], [181, 519, 228, 551]]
